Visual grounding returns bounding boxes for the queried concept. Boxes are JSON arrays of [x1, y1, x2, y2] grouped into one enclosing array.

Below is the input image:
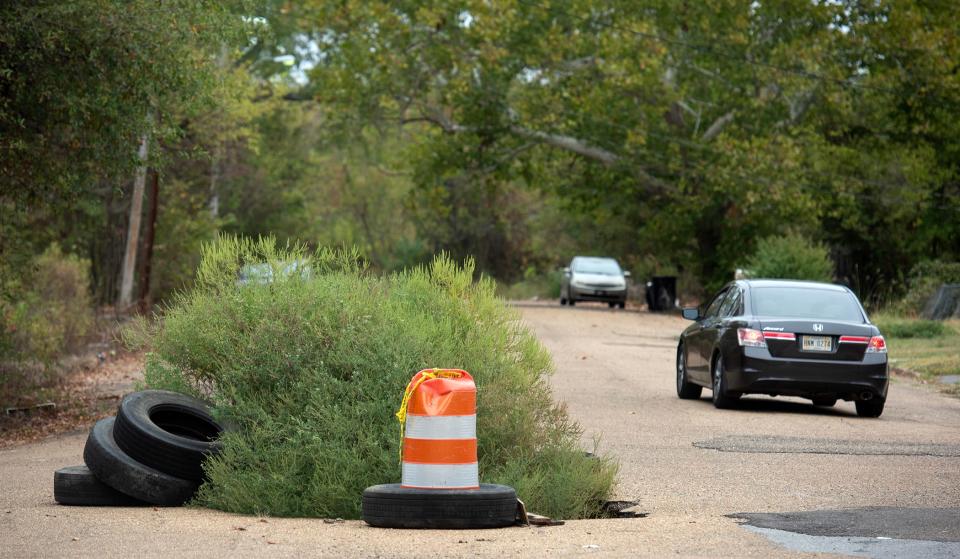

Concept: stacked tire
[[54, 390, 225, 507]]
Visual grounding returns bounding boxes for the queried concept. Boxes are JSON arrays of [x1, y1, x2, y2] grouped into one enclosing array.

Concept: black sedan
[[676, 279, 888, 417]]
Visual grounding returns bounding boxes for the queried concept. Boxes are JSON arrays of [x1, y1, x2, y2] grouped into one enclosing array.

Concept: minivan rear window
[[573, 258, 622, 275], [751, 287, 865, 322]]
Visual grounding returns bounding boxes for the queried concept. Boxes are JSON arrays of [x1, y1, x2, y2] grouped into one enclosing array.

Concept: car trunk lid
[[758, 318, 873, 361]]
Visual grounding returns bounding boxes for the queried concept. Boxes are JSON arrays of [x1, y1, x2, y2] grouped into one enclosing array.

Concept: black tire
[[855, 398, 885, 418], [617, 301, 626, 309], [114, 390, 223, 482], [711, 355, 740, 409], [608, 302, 616, 308], [676, 344, 702, 399], [812, 397, 838, 407], [362, 484, 517, 529], [560, 297, 567, 306], [83, 417, 199, 506], [569, 299, 576, 306], [54, 465, 148, 507]]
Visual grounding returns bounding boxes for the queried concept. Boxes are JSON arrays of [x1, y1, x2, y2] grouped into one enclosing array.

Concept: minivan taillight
[[866, 335, 887, 353], [737, 328, 767, 348]]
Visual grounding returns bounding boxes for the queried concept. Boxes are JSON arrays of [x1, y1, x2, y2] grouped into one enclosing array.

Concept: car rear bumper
[[725, 347, 889, 400], [570, 286, 626, 303]]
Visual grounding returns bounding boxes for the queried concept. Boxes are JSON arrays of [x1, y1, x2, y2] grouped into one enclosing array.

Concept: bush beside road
[[126, 237, 615, 520]]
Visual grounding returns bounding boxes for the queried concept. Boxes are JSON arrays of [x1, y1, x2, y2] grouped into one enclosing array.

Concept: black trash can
[[645, 276, 677, 312]]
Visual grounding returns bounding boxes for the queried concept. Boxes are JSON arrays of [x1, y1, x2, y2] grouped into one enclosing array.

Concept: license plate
[[802, 335, 833, 352], [594, 290, 605, 296]]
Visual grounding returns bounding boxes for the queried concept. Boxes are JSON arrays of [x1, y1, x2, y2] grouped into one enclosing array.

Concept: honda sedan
[[676, 279, 888, 417]]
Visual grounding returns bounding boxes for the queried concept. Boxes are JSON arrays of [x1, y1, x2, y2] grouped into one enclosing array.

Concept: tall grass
[[131, 236, 617, 519]]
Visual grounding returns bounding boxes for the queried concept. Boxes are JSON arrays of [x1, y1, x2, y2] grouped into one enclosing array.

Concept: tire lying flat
[[54, 465, 148, 507], [113, 389, 223, 482], [83, 416, 199, 506], [362, 484, 517, 529]]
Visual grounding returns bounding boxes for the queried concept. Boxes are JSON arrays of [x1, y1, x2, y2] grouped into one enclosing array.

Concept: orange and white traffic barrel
[[361, 368, 517, 529], [396, 369, 479, 489]]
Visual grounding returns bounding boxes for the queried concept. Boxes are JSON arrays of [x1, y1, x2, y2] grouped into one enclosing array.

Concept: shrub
[[497, 267, 562, 300], [744, 233, 833, 282], [134, 236, 617, 519], [1, 244, 93, 363]]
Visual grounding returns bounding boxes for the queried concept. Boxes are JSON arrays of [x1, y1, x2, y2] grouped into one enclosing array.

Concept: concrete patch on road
[[731, 507, 960, 558], [695, 435, 960, 457]]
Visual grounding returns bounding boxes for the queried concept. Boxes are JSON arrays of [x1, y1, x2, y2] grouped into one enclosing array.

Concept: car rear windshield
[[751, 287, 865, 322], [574, 259, 622, 275]]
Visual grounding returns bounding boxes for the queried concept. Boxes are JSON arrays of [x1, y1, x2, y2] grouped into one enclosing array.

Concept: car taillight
[[866, 335, 887, 353], [737, 328, 767, 348]]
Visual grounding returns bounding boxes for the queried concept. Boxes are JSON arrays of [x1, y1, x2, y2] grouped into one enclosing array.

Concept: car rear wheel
[[560, 297, 567, 306], [711, 355, 740, 409], [569, 299, 576, 306], [617, 301, 626, 309], [676, 344, 702, 399], [855, 398, 885, 418]]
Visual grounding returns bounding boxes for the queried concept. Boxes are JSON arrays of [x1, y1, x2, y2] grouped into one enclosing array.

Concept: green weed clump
[[872, 315, 950, 339], [134, 236, 617, 519]]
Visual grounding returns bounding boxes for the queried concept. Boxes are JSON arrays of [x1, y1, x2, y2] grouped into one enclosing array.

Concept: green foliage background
[[745, 234, 834, 283], [133, 237, 616, 519], [5, 0, 960, 316]]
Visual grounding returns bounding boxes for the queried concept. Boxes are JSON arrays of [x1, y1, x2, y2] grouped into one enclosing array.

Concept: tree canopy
[[2, 0, 959, 320], [248, 0, 960, 294]]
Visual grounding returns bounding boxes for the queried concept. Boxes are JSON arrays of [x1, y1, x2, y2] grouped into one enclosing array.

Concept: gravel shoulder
[[2, 302, 959, 557]]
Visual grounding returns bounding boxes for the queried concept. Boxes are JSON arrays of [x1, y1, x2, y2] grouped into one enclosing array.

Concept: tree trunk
[[209, 143, 221, 218], [137, 168, 160, 314], [118, 133, 149, 309], [208, 44, 229, 220]]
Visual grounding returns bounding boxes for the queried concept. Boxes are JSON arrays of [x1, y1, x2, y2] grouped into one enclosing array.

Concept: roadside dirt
[[0, 349, 144, 449], [1, 302, 959, 557]]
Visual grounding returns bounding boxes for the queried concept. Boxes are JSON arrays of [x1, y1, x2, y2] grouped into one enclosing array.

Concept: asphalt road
[[2, 302, 959, 557]]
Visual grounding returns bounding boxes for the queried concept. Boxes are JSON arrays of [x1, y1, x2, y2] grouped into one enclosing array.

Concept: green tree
[[0, 0, 247, 305], [247, 0, 960, 297]]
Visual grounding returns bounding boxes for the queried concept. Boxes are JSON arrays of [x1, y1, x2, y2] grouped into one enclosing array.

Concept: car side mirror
[[682, 307, 700, 321], [622, 271, 631, 278]]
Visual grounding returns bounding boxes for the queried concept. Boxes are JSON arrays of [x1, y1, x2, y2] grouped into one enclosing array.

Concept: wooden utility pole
[[118, 133, 149, 309]]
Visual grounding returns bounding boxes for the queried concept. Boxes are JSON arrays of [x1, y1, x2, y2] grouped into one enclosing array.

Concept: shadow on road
[[691, 395, 858, 417]]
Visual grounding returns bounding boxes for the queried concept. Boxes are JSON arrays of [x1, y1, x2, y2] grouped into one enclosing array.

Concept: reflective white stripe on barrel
[[404, 415, 476, 440], [401, 462, 480, 489]]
